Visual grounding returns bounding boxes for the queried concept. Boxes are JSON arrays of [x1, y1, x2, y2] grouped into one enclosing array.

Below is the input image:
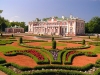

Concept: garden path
[[0, 71, 7, 75]]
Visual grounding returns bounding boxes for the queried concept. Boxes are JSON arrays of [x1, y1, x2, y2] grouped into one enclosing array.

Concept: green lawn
[[41, 42, 66, 46], [0, 45, 28, 53]]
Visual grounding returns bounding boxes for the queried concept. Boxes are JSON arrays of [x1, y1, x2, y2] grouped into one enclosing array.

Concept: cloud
[[14, 16, 20, 18], [9, 16, 20, 22]]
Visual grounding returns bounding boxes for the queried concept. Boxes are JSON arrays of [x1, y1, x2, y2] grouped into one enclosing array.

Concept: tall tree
[[88, 16, 100, 33]]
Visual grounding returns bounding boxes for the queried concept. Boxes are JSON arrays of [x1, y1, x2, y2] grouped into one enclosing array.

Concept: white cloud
[[9, 16, 20, 22], [14, 16, 20, 18]]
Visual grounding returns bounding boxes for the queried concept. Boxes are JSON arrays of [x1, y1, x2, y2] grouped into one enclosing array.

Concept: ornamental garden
[[0, 33, 100, 75]]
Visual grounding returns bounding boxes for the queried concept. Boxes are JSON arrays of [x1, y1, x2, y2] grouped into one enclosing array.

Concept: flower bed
[[4, 49, 49, 64], [41, 49, 65, 64], [63, 51, 97, 65]]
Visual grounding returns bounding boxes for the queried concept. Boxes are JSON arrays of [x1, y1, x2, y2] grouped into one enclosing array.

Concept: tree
[[0, 10, 3, 14], [85, 23, 89, 33], [0, 10, 3, 32], [87, 16, 100, 33]]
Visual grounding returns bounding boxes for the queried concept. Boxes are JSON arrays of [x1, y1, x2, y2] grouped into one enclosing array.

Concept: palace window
[[55, 28, 58, 33], [70, 27, 73, 34], [70, 22, 72, 26], [65, 28, 67, 33]]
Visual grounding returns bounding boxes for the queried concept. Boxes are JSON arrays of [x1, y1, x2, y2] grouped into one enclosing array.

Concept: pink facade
[[28, 15, 85, 36], [5, 25, 24, 33]]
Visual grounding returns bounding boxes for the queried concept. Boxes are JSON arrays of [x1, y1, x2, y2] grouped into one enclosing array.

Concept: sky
[[0, 0, 100, 25]]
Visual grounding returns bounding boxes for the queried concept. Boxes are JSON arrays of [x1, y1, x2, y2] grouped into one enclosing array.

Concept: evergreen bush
[[82, 39, 85, 45], [12, 34, 13, 37], [88, 36, 90, 39], [52, 40, 56, 49], [1, 33, 2, 36], [19, 37, 23, 44]]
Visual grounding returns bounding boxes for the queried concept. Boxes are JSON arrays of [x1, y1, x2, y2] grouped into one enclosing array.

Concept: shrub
[[96, 59, 100, 64], [0, 57, 6, 64], [97, 34, 99, 39], [85, 52, 97, 57], [19, 37, 23, 44], [88, 36, 90, 39], [52, 40, 56, 49], [82, 39, 85, 45], [52, 37, 54, 41], [0, 65, 17, 75], [12, 34, 13, 37], [0, 33, 2, 36]]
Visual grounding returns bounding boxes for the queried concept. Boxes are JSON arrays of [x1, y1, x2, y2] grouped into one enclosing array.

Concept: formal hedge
[[88, 42, 100, 46], [23, 40, 48, 43], [21, 70, 87, 75], [0, 65, 18, 75], [0, 40, 13, 45], [64, 45, 90, 50], [1, 63, 32, 71], [0, 57, 6, 64], [19, 43, 44, 49]]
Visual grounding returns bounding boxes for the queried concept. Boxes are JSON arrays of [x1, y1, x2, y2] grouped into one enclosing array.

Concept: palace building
[[5, 25, 24, 33], [28, 15, 85, 36]]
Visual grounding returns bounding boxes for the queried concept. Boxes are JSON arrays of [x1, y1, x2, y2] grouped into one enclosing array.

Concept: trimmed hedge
[[34, 63, 94, 71], [21, 70, 87, 75], [0, 40, 13, 45], [19, 43, 44, 49], [23, 40, 48, 43], [64, 45, 90, 50], [88, 42, 100, 46], [1, 63, 33, 71], [0, 65, 18, 75], [0, 57, 6, 64]]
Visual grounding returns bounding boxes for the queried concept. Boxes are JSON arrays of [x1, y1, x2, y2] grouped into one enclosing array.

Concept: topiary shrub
[[12, 34, 13, 37], [52, 37, 54, 41], [97, 34, 99, 39], [0, 33, 2, 36], [52, 40, 56, 49], [88, 36, 90, 39], [19, 37, 23, 44], [82, 39, 85, 45]]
